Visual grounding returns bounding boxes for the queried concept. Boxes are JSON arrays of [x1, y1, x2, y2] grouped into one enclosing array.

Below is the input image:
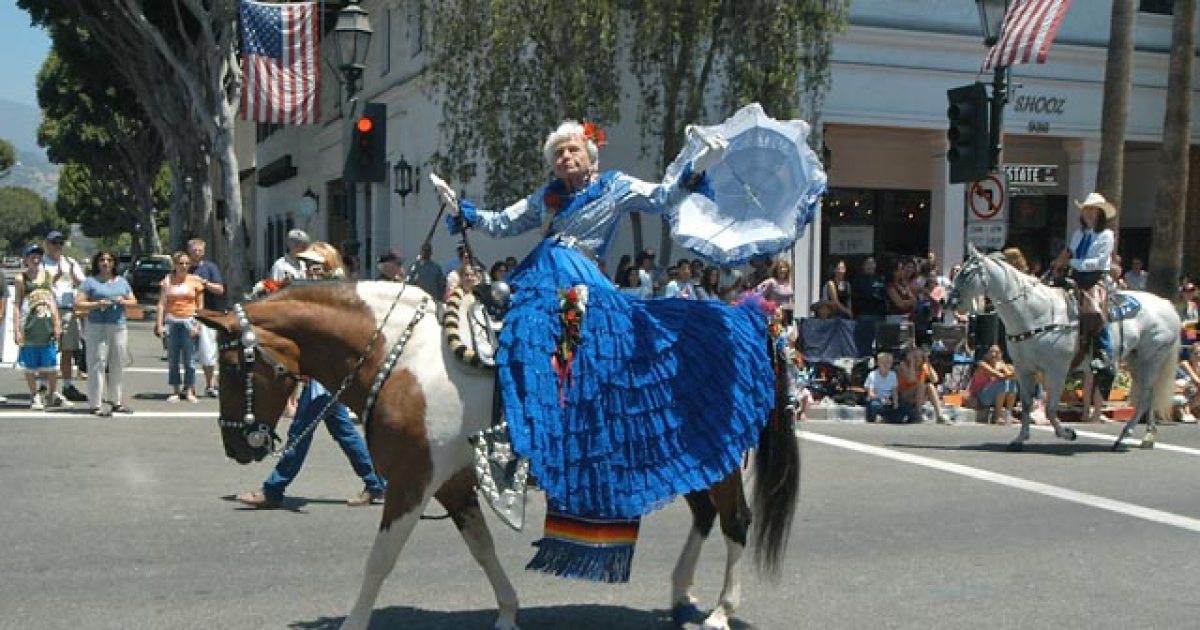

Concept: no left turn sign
[[969, 174, 1006, 220]]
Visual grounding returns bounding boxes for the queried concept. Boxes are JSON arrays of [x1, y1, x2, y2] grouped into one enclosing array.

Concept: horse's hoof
[[670, 602, 705, 627], [1111, 440, 1127, 452], [1007, 441, 1024, 452], [1140, 435, 1156, 450], [1062, 428, 1077, 441]]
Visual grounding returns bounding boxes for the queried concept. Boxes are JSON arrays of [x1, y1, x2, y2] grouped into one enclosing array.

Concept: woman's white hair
[[542, 120, 599, 169]]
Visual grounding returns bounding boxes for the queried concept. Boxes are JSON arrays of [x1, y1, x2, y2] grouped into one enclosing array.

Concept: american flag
[[239, 0, 319, 125], [982, 0, 1073, 71]]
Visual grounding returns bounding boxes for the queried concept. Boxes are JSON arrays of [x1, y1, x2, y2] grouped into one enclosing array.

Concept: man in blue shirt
[[188, 239, 225, 397]]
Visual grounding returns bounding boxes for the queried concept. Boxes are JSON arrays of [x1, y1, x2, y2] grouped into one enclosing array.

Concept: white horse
[[950, 244, 1180, 450]]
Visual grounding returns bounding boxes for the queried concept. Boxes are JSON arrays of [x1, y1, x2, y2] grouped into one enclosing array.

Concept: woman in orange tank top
[[154, 251, 205, 402], [897, 347, 946, 424]]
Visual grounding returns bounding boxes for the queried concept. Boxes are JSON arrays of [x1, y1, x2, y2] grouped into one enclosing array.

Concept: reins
[[224, 288, 428, 458], [964, 254, 1077, 343]]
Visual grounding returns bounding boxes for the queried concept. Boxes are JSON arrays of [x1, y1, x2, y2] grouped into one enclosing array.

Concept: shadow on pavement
[[289, 604, 756, 629], [889, 441, 1120, 456], [219, 494, 375, 513]]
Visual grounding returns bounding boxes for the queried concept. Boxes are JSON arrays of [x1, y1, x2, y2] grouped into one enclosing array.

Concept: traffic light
[[946, 83, 990, 184], [350, 102, 387, 182]]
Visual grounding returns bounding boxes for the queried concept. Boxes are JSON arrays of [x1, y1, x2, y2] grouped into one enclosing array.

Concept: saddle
[[443, 283, 530, 529]]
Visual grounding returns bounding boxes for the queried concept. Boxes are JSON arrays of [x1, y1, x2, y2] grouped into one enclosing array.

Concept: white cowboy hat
[[1073, 192, 1117, 220]]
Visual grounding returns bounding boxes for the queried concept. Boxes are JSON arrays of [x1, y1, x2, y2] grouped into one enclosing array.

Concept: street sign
[[1002, 164, 1058, 187], [968, 174, 1005, 220], [966, 172, 1008, 250]]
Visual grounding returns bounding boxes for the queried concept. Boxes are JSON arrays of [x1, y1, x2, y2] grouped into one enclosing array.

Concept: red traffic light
[[355, 116, 374, 134]]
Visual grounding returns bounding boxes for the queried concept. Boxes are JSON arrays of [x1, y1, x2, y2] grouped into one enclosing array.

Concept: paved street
[[2, 319, 1200, 629]]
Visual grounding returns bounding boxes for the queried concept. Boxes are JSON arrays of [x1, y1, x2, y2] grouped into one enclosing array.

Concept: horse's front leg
[[436, 468, 521, 630], [1006, 370, 1039, 450], [340, 492, 430, 630], [1039, 367, 1077, 444]]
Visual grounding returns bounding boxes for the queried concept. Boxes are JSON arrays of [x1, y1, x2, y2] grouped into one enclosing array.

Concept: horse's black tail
[[752, 336, 801, 580]]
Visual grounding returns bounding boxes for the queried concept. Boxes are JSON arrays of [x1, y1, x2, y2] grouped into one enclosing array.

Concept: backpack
[[19, 270, 56, 346]]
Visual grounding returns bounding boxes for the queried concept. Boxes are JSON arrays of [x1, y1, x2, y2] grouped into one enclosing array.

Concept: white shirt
[[865, 369, 898, 402], [40, 253, 85, 308], [1067, 228, 1114, 272], [1124, 269, 1148, 290], [664, 280, 695, 299], [270, 254, 305, 281]]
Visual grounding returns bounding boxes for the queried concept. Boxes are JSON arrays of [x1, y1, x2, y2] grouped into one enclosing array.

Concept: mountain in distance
[[0, 97, 58, 201]]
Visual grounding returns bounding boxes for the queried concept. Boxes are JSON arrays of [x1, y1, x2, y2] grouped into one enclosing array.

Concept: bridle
[[217, 291, 431, 458], [217, 303, 301, 453], [949, 253, 1075, 343]]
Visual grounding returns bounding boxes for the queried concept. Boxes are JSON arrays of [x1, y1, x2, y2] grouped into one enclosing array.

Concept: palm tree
[[1147, 0, 1196, 296], [1095, 0, 1135, 236]]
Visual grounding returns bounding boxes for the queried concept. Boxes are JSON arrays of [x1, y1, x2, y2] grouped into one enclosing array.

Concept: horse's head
[[948, 243, 990, 316], [197, 304, 302, 464]]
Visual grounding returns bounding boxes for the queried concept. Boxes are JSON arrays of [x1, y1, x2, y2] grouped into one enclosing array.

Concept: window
[[821, 188, 932, 280], [1140, 0, 1173, 15], [407, 0, 424, 56], [380, 6, 392, 76], [256, 123, 284, 143]]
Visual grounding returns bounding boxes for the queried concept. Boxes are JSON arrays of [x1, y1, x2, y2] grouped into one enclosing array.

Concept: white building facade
[[248, 0, 1198, 306]]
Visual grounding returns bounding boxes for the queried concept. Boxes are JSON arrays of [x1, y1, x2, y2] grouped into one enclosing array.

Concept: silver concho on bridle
[[218, 303, 283, 452]]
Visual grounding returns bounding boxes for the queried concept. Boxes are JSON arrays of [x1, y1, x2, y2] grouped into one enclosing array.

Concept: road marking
[[0, 411, 215, 418], [800, 431, 1200, 534], [1030, 425, 1200, 457]]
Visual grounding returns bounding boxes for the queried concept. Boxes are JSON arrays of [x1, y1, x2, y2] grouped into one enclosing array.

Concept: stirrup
[[469, 422, 530, 531]]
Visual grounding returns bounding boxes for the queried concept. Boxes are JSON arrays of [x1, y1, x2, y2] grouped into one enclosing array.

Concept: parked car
[[126, 255, 173, 299]]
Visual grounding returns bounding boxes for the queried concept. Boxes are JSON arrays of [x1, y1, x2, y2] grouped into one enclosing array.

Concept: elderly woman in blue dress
[[1055, 192, 1117, 373], [429, 122, 774, 530]]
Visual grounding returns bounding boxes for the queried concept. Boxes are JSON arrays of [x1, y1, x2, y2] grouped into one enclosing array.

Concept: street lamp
[[393, 156, 419, 205], [334, 0, 373, 270], [334, 0, 373, 98], [975, 0, 1010, 172]]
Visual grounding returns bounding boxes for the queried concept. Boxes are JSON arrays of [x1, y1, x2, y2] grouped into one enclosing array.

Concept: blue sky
[[0, 0, 50, 107]]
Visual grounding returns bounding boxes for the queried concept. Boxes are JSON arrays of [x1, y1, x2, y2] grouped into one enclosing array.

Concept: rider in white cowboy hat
[[1059, 191, 1117, 374]]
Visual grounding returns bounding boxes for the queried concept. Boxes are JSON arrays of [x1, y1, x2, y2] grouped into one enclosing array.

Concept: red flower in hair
[[582, 121, 606, 147]]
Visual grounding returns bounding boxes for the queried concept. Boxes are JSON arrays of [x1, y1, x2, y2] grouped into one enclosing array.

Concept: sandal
[[236, 491, 282, 509]]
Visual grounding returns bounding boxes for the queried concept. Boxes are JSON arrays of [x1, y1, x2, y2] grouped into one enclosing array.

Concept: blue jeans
[[166, 320, 197, 388], [866, 399, 919, 424], [263, 381, 386, 500]]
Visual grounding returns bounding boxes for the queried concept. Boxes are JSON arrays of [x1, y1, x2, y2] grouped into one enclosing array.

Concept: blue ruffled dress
[[456, 170, 774, 520]]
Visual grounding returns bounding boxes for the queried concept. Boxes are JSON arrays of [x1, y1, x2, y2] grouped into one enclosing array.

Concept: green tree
[[426, 0, 848, 257], [0, 138, 15, 177], [0, 185, 64, 253], [19, 0, 247, 294], [37, 48, 165, 254]]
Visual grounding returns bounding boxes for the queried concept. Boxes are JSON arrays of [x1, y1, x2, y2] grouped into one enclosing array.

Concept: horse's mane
[[259, 280, 373, 311]]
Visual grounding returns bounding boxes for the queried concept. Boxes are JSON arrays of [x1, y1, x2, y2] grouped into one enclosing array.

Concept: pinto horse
[[199, 280, 800, 630]]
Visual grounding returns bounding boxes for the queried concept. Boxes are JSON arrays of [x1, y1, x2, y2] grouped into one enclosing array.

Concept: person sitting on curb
[[865, 351, 918, 424], [897, 347, 948, 424], [966, 345, 1019, 425]]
